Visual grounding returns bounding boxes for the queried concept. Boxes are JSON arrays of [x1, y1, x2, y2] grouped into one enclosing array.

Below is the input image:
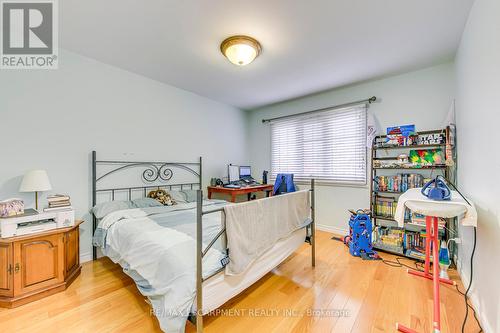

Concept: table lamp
[[19, 170, 52, 211]]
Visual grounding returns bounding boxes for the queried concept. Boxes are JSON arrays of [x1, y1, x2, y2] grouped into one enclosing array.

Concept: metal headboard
[[91, 150, 202, 260]]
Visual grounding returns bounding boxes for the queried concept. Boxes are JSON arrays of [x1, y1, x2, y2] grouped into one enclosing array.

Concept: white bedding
[[93, 201, 227, 333], [93, 195, 311, 333]]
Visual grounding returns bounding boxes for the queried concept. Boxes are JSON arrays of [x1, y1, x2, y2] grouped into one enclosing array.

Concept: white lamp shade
[[19, 170, 52, 192]]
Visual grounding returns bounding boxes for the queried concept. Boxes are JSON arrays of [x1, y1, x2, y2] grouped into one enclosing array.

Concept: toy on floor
[[343, 209, 380, 260]]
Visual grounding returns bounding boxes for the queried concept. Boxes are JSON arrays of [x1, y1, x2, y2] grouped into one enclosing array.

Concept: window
[[271, 104, 367, 184]]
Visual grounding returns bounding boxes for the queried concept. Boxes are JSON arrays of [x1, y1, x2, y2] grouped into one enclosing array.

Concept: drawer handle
[[7, 264, 13, 275]]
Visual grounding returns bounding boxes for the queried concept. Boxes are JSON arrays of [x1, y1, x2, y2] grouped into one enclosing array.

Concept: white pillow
[[91, 200, 133, 219], [132, 198, 164, 208], [169, 190, 198, 203]]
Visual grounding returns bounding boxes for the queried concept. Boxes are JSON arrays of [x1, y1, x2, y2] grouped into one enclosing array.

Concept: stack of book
[[373, 226, 404, 253], [408, 212, 446, 228], [375, 196, 397, 218], [44, 194, 72, 212], [375, 173, 424, 192], [403, 231, 425, 250], [403, 231, 435, 261]]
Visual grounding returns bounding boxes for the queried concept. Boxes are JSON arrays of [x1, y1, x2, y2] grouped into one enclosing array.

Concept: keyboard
[[224, 184, 241, 189]]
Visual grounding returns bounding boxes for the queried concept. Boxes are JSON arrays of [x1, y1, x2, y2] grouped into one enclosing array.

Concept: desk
[[207, 184, 274, 202]]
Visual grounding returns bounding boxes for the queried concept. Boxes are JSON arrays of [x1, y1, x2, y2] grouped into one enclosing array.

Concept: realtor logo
[[1, 0, 58, 69]]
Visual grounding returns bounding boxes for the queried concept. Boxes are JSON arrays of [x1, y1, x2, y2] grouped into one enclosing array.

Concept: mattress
[[199, 227, 307, 313]]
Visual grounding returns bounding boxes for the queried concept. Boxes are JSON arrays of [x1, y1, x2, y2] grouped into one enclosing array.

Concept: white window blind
[[271, 104, 367, 184]]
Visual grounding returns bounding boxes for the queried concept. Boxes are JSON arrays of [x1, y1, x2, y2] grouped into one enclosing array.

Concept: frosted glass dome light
[[220, 35, 262, 66]]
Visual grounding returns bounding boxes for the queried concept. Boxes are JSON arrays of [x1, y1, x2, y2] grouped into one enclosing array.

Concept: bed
[[90, 151, 315, 333]]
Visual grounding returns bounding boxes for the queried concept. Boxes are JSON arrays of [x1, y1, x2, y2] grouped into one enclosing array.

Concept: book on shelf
[[374, 227, 436, 259], [373, 241, 404, 254], [374, 226, 404, 248], [408, 212, 446, 227], [406, 249, 433, 261], [375, 174, 424, 192], [375, 196, 397, 218], [403, 231, 424, 250]]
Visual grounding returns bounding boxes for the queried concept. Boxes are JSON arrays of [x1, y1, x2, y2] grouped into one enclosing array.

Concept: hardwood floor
[[0, 231, 480, 333]]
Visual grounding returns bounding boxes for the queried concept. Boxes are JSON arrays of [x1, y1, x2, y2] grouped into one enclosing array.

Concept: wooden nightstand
[[0, 220, 82, 308]]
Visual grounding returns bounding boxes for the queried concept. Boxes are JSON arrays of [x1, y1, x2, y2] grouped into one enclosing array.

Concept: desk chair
[[273, 173, 296, 195]]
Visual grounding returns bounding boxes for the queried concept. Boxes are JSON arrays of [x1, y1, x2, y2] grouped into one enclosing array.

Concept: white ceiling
[[60, 0, 474, 109]]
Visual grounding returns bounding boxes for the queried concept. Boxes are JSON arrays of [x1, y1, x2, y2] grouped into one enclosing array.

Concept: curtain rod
[[261, 96, 376, 123]]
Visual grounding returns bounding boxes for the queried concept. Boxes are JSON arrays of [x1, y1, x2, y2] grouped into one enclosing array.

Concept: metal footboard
[[193, 179, 316, 332]]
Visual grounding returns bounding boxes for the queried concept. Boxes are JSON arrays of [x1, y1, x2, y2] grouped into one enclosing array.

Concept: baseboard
[[316, 223, 348, 237], [456, 260, 492, 333], [80, 252, 92, 263]]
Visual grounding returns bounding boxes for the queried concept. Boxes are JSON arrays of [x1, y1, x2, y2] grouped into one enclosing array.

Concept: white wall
[[0, 50, 248, 262], [247, 63, 455, 233], [455, 0, 500, 331]]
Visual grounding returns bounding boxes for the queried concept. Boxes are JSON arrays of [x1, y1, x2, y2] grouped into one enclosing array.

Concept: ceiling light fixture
[[220, 35, 262, 66]]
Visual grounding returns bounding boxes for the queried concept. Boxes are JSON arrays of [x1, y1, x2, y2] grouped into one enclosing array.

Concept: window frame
[[269, 105, 368, 187]]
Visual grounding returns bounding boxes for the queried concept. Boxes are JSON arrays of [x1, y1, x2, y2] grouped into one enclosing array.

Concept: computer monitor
[[239, 166, 251, 179], [228, 165, 240, 183]]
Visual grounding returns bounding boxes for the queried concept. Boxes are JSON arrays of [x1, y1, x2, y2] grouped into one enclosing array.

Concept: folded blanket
[[394, 188, 477, 227], [224, 190, 310, 275]]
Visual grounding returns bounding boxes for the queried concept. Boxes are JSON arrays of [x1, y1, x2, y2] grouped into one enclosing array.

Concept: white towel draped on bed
[[224, 190, 311, 275]]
